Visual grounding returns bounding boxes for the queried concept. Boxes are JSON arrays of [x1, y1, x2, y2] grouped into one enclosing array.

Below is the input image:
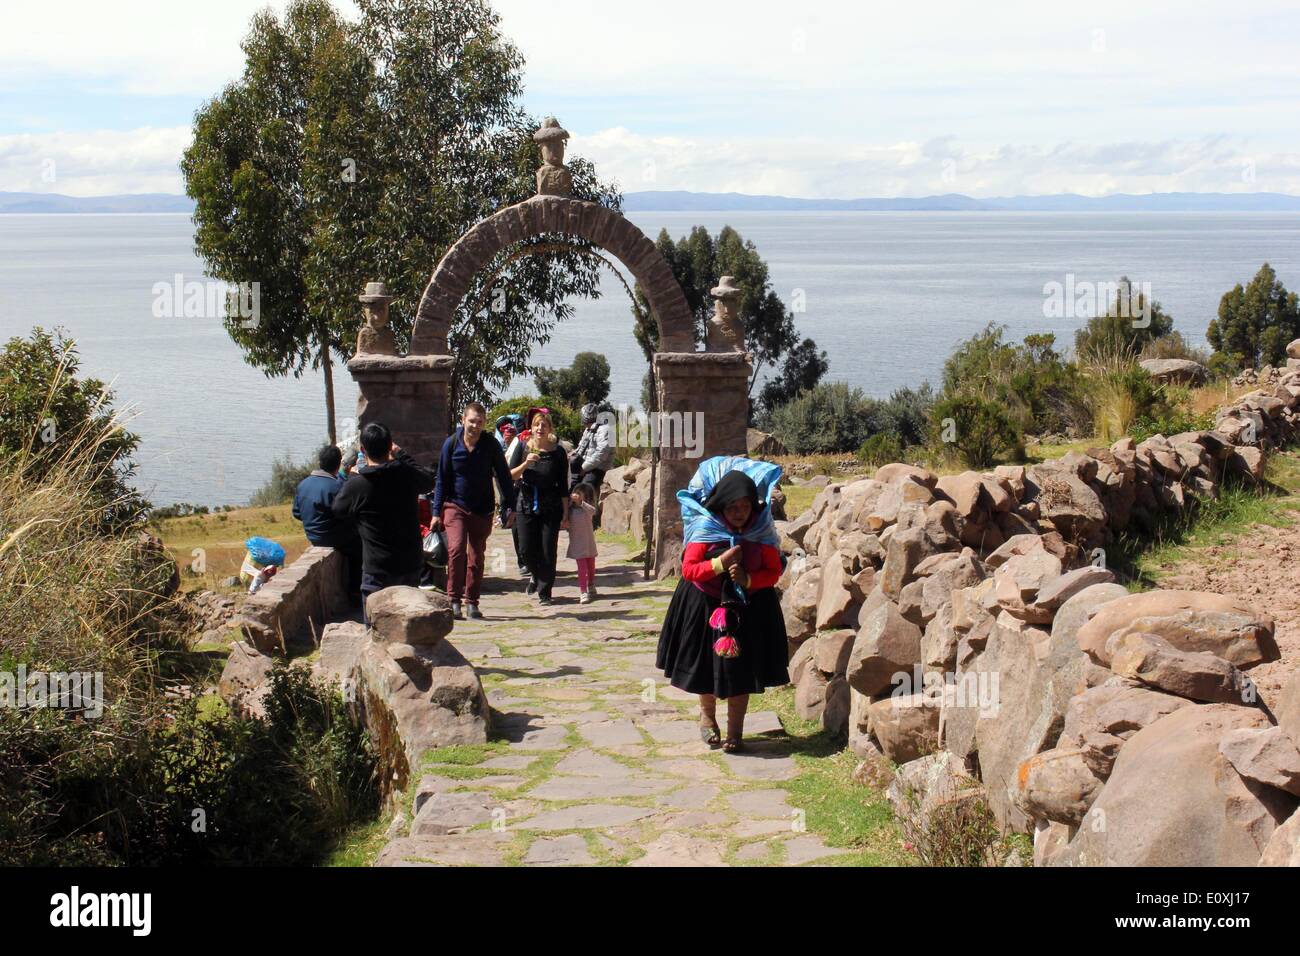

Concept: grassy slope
[[1120, 449, 1300, 589], [153, 502, 310, 594]]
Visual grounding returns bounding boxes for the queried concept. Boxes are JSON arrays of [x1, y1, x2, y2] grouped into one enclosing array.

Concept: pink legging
[[576, 557, 596, 590]]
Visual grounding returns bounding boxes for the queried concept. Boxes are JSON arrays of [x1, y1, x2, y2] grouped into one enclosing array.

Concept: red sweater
[[681, 539, 782, 597]]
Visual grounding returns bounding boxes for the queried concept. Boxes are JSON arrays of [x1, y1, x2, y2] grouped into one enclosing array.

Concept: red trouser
[[442, 503, 493, 602]]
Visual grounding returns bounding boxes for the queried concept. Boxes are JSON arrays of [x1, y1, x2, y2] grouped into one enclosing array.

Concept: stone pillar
[[347, 354, 454, 468], [651, 350, 752, 577]]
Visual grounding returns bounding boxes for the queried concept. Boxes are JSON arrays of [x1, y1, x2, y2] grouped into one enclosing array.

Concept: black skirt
[[656, 578, 790, 698]]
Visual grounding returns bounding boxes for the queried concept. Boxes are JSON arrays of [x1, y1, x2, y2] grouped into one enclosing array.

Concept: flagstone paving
[[373, 529, 849, 867]]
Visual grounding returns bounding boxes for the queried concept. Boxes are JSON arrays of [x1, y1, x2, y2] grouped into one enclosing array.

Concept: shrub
[[0, 384, 379, 866], [0, 327, 147, 529], [942, 325, 1089, 437], [532, 351, 612, 407], [1078, 341, 1166, 443], [930, 394, 1021, 468], [1130, 407, 1216, 444], [250, 453, 315, 507], [856, 432, 905, 467], [1072, 277, 1175, 359], [874, 384, 935, 448], [762, 382, 878, 454]]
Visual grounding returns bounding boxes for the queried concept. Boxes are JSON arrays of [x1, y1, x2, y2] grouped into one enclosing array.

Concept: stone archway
[[347, 118, 752, 575], [409, 194, 696, 356]]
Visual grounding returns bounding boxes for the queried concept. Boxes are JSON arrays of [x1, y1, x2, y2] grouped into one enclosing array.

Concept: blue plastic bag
[[245, 536, 286, 567]]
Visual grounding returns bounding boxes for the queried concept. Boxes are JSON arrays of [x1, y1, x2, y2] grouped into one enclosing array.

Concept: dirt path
[[373, 528, 855, 867], [1151, 494, 1300, 710]]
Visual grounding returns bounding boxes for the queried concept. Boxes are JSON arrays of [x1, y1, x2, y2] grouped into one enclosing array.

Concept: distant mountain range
[[623, 190, 1300, 212], [0, 192, 194, 214], [4, 189, 1300, 215]]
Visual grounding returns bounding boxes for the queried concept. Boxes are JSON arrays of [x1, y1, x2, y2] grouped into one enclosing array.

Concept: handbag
[[422, 529, 448, 567]]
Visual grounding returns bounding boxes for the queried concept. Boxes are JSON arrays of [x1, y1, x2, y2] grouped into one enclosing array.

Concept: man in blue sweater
[[292, 444, 361, 602], [429, 402, 514, 620]]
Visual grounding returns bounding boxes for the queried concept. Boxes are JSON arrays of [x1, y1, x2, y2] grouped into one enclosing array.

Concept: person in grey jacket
[[570, 402, 614, 493]]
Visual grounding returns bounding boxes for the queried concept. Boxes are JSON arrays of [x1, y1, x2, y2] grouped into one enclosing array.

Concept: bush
[[487, 395, 582, 444], [762, 382, 878, 454], [250, 453, 315, 507], [1, 665, 379, 866], [532, 351, 611, 408], [856, 432, 904, 467], [0, 327, 147, 529], [1072, 277, 1175, 360], [1130, 406, 1216, 444], [0, 382, 379, 866], [930, 394, 1022, 468], [942, 325, 1090, 438], [1079, 342, 1166, 442]]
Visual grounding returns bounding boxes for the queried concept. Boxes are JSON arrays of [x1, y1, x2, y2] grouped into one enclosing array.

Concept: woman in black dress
[[511, 408, 568, 605], [656, 469, 789, 752]]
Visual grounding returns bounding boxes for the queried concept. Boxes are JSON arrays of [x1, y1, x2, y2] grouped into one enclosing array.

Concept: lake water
[[2, 211, 1297, 506]]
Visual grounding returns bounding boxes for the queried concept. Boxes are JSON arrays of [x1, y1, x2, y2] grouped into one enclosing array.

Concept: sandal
[[722, 736, 745, 754], [699, 721, 721, 747]]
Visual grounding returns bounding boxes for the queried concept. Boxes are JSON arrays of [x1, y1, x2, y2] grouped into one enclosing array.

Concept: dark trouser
[[510, 482, 527, 570], [569, 460, 606, 494], [360, 568, 420, 624], [313, 533, 363, 604], [517, 502, 563, 599], [443, 502, 493, 603]]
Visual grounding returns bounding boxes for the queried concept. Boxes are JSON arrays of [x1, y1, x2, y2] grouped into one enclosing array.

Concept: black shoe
[[450, 600, 464, 620], [466, 603, 484, 620], [538, 591, 553, 606], [526, 579, 537, 595]]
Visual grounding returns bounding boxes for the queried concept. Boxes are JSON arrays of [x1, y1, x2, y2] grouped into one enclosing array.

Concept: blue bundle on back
[[245, 536, 287, 567], [677, 455, 783, 548]]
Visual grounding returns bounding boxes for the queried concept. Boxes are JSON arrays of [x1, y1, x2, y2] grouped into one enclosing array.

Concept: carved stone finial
[[534, 117, 573, 197], [356, 281, 397, 356], [706, 275, 744, 352]]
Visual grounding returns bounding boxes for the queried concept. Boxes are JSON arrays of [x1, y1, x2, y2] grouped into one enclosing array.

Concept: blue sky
[[2, 0, 1298, 197]]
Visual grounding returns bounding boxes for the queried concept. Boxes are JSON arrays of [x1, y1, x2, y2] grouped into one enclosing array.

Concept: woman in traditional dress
[[656, 459, 789, 752]]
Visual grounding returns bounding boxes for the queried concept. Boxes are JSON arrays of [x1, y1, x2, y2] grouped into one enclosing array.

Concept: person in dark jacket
[[510, 407, 569, 605], [429, 402, 514, 620], [331, 423, 437, 616], [293, 444, 361, 602]]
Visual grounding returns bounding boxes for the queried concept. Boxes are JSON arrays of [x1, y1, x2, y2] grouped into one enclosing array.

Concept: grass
[[153, 502, 310, 593], [761, 685, 912, 866], [1116, 449, 1300, 589]]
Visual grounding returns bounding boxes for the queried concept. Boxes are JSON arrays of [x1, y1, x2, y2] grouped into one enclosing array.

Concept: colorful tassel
[[708, 606, 728, 631], [713, 635, 740, 658]]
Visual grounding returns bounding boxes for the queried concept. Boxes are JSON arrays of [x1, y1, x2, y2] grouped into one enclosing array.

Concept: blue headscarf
[[678, 455, 782, 548]]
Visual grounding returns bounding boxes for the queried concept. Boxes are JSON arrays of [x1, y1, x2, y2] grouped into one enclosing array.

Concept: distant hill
[[623, 190, 1300, 212], [0, 192, 194, 214]]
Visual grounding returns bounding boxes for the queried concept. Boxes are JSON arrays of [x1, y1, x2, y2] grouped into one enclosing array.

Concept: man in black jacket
[[331, 422, 436, 616]]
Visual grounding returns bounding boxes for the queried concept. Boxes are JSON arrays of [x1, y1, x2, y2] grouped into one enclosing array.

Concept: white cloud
[[574, 127, 1300, 198], [0, 127, 190, 195]]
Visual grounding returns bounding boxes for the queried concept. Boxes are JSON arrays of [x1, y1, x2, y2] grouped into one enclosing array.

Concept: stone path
[[374, 528, 849, 867]]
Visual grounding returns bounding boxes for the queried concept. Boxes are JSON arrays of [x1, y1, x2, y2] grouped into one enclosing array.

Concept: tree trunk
[[321, 332, 337, 445]]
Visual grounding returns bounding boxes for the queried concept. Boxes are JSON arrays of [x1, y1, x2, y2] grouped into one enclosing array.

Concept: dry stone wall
[[776, 362, 1300, 866]]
